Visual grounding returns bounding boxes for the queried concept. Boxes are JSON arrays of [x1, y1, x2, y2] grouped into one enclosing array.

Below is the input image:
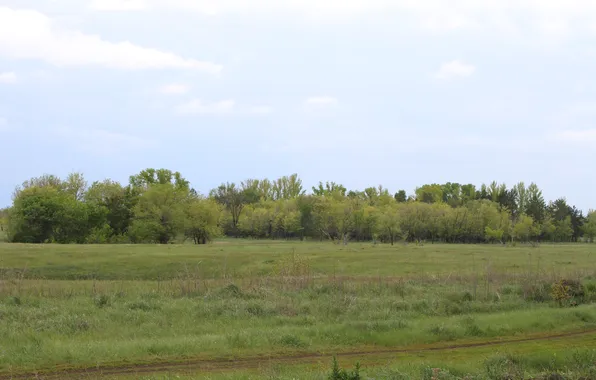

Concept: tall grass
[[1, 243, 596, 377]]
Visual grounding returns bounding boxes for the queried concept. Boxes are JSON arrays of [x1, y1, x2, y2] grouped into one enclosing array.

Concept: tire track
[[2, 328, 595, 379]]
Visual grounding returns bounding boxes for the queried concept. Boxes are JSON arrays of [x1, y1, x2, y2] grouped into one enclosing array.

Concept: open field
[[2, 241, 596, 379], [1, 241, 594, 280]]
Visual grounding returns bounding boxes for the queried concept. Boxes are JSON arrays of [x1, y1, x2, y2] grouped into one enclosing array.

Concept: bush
[[484, 354, 525, 380], [328, 356, 361, 380], [551, 279, 585, 307]]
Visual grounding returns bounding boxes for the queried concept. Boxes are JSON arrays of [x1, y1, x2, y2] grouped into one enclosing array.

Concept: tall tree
[[129, 184, 186, 244], [85, 180, 134, 237], [129, 168, 190, 192], [582, 211, 596, 243], [525, 183, 546, 223], [184, 196, 222, 244], [210, 182, 246, 232], [394, 190, 407, 203], [415, 184, 443, 204]]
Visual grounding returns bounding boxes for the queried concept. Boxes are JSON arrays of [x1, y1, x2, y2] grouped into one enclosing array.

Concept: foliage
[[551, 279, 585, 307], [328, 356, 361, 380], [128, 183, 186, 244], [184, 197, 222, 244], [4, 171, 591, 244]]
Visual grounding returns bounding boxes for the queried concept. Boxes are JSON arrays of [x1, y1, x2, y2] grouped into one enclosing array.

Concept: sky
[[1, 0, 595, 211]]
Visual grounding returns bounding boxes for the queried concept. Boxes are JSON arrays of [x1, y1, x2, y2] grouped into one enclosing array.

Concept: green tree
[[415, 184, 443, 204], [526, 183, 546, 223], [85, 180, 134, 237], [210, 182, 246, 233], [312, 181, 347, 198], [129, 168, 190, 192], [511, 215, 537, 242], [582, 211, 596, 243], [394, 190, 407, 203], [554, 216, 574, 242], [8, 186, 103, 243], [129, 184, 186, 244], [184, 197, 222, 244], [376, 204, 401, 245]]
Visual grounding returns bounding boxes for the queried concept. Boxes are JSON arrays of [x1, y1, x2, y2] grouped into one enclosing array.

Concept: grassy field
[[0, 240, 594, 280], [1, 241, 596, 379]]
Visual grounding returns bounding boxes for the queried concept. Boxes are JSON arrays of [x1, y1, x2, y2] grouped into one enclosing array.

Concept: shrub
[[328, 356, 361, 380], [484, 354, 525, 380], [551, 279, 585, 307]]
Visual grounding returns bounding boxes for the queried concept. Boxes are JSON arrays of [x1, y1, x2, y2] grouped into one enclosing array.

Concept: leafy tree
[[64, 172, 88, 201], [514, 182, 528, 216], [184, 197, 222, 244], [85, 180, 134, 237], [582, 211, 596, 243], [129, 184, 186, 244], [415, 184, 443, 204], [394, 190, 407, 203], [210, 182, 246, 233], [511, 215, 536, 242], [0, 207, 8, 233], [554, 216, 574, 242], [272, 174, 304, 200], [312, 181, 347, 197], [129, 168, 190, 192], [526, 183, 546, 223], [376, 204, 401, 245], [8, 186, 104, 243]]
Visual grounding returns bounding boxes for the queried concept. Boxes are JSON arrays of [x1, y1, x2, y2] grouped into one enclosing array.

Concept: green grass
[[1, 241, 596, 378], [0, 240, 594, 280]]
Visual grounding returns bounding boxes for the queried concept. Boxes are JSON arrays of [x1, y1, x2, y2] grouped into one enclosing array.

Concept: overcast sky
[[1, 0, 595, 211]]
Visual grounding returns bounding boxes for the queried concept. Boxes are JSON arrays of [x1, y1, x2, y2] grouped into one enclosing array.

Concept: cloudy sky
[[1, 0, 595, 211]]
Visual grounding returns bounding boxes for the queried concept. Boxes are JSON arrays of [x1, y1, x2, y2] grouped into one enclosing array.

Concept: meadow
[[1, 241, 596, 379]]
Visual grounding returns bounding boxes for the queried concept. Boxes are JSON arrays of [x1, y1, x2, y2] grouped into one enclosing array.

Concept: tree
[[582, 211, 596, 243], [376, 204, 401, 245], [129, 168, 190, 192], [184, 197, 222, 244], [129, 184, 186, 244], [394, 190, 407, 203], [514, 182, 528, 216], [64, 172, 88, 201], [272, 174, 304, 200], [415, 184, 443, 204], [210, 182, 246, 233], [511, 215, 537, 242], [526, 183, 546, 223], [85, 180, 134, 237], [554, 216, 574, 242], [8, 186, 103, 243], [0, 208, 8, 233], [312, 181, 347, 198]]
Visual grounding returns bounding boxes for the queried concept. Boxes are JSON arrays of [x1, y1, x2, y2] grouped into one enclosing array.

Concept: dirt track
[[2, 329, 595, 379]]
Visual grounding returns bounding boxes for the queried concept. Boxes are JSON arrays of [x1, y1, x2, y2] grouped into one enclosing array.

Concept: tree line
[[1, 169, 594, 245]]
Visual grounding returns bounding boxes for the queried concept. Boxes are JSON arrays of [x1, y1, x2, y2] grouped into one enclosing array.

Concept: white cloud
[[435, 60, 476, 80], [87, 0, 596, 38], [160, 83, 190, 95], [305, 96, 339, 107], [54, 127, 157, 154], [90, 0, 147, 11], [248, 105, 273, 115], [176, 99, 236, 114], [0, 7, 222, 73], [553, 129, 596, 143], [0, 71, 17, 84]]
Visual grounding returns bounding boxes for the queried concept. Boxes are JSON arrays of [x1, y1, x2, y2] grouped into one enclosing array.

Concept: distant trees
[[3, 171, 592, 245]]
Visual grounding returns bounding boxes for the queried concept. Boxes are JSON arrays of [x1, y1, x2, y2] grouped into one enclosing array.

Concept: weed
[[328, 356, 360, 380]]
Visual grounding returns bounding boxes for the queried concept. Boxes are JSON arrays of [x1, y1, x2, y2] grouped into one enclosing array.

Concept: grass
[[1, 240, 596, 378], [0, 240, 594, 280]]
